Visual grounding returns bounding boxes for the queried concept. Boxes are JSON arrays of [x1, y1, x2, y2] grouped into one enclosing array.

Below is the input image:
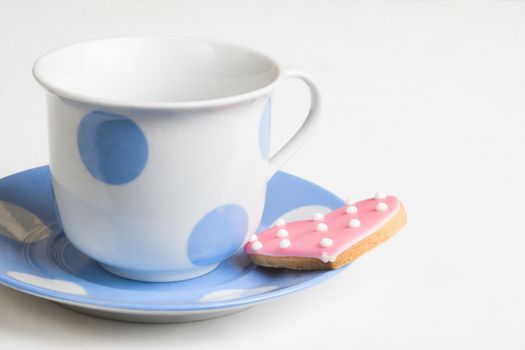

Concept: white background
[[1, 0, 525, 349]]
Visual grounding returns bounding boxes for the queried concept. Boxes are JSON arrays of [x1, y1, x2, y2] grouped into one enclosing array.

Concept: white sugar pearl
[[313, 212, 325, 221], [320, 251, 336, 263], [345, 205, 358, 214], [316, 223, 329, 232], [345, 198, 356, 205], [348, 218, 361, 228], [279, 239, 291, 249], [375, 192, 386, 200], [320, 238, 333, 248], [376, 202, 388, 211], [249, 234, 258, 242], [275, 218, 286, 227], [251, 241, 263, 251], [276, 229, 288, 238]]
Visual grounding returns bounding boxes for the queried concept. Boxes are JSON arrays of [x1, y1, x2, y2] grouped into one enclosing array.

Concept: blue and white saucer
[[0, 166, 345, 323]]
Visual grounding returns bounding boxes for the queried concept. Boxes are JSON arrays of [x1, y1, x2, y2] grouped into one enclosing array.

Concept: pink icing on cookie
[[245, 195, 400, 262]]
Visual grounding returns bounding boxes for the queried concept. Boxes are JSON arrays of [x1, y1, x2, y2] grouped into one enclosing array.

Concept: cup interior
[[33, 36, 280, 105]]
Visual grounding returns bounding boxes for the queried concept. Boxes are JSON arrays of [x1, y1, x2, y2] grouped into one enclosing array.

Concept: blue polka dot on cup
[[77, 111, 148, 185], [258, 100, 271, 160], [188, 204, 249, 266]]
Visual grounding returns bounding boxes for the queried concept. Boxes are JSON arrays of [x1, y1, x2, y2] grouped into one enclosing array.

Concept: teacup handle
[[269, 67, 322, 176]]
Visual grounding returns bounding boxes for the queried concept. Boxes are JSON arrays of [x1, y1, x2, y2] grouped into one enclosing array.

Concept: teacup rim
[[32, 35, 284, 111]]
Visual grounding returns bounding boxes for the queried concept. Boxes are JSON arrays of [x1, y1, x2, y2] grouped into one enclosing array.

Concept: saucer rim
[[0, 265, 346, 313]]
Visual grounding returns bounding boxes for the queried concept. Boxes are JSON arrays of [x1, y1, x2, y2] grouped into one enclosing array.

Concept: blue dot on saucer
[[259, 100, 271, 160], [77, 111, 148, 185], [188, 204, 249, 266]]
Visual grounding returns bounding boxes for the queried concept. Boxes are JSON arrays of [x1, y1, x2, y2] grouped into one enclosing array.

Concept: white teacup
[[33, 36, 321, 282]]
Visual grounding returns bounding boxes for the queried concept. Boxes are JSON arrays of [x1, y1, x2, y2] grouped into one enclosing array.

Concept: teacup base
[[100, 263, 220, 282]]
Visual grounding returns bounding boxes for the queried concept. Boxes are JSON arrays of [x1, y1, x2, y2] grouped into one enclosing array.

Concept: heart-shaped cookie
[[245, 193, 407, 270]]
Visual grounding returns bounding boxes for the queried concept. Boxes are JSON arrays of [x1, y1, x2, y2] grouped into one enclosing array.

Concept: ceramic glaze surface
[[34, 36, 322, 281], [33, 36, 280, 104], [0, 166, 344, 322], [48, 95, 268, 281]]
